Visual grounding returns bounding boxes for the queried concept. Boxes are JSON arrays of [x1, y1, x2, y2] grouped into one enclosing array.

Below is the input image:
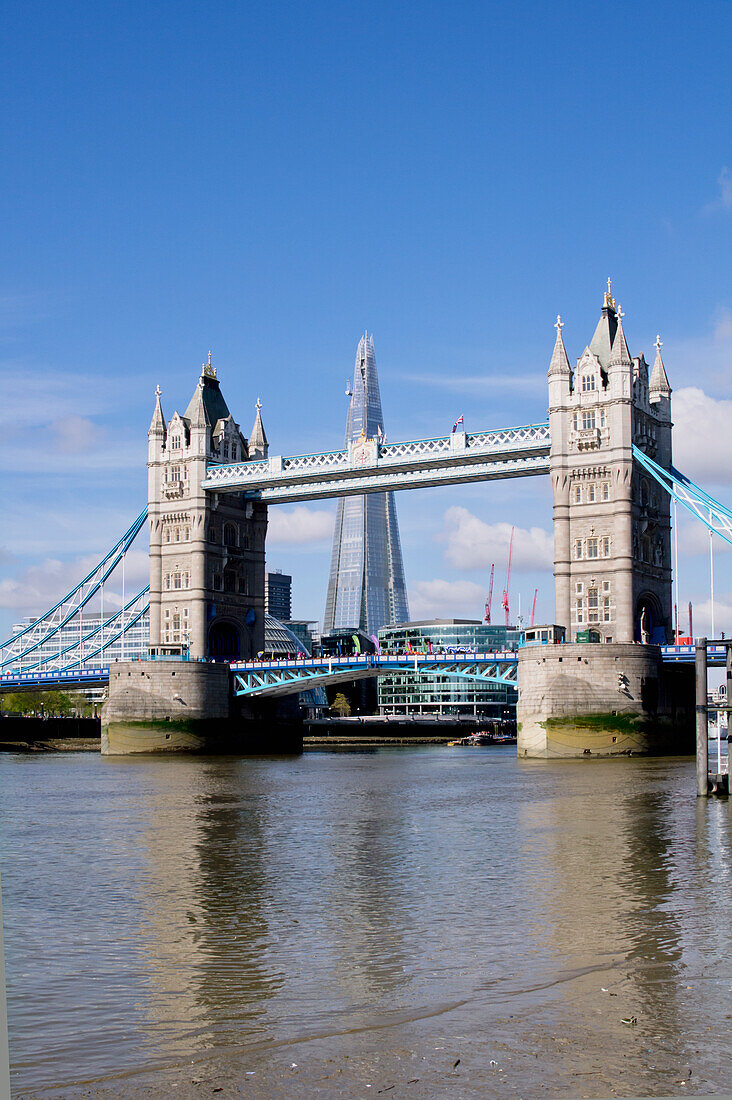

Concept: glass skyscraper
[[323, 333, 409, 635]]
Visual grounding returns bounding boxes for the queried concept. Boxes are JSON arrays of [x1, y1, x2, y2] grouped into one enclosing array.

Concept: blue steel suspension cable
[[0, 507, 148, 662]]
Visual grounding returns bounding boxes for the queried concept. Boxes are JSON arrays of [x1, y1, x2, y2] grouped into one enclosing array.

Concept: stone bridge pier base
[[101, 661, 302, 755], [517, 643, 694, 758]]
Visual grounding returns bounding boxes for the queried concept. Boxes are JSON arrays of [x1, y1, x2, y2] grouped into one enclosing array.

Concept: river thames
[[1, 746, 730, 1098]]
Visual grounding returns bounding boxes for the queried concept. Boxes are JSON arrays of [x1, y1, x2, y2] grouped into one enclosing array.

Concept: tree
[[0, 690, 74, 716], [331, 693, 352, 717]]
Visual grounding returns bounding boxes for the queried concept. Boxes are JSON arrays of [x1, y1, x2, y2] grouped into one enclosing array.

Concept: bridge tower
[[548, 284, 673, 645], [147, 356, 268, 661]]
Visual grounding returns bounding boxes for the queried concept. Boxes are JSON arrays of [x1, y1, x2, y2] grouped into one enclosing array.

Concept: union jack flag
[[452, 415, 464, 433]]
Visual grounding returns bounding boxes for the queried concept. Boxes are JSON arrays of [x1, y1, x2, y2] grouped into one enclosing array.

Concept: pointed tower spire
[[148, 384, 166, 435], [249, 397, 268, 459], [608, 304, 632, 366], [186, 377, 211, 429], [588, 280, 618, 368], [548, 315, 571, 376], [649, 334, 671, 398]]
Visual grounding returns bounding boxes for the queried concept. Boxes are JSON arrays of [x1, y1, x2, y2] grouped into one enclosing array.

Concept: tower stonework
[[147, 357, 267, 661], [549, 287, 673, 645], [517, 288, 689, 759]]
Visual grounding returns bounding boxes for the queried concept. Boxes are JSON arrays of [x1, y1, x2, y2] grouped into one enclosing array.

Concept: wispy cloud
[[657, 308, 732, 394], [702, 166, 732, 214]]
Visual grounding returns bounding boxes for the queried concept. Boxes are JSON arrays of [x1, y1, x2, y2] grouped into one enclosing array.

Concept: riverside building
[[376, 619, 521, 719]]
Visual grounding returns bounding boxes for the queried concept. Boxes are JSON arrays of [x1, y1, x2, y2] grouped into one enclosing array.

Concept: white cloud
[[673, 387, 732, 485], [408, 578, 487, 621], [0, 548, 148, 619], [442, 506, 553, 572], [687, 595, 732, 639], [267, 506, 334, 545]]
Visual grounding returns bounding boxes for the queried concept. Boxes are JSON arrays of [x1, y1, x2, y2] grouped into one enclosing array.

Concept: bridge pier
[[101, 661, 302, 755], [516, 643, 694, 758]]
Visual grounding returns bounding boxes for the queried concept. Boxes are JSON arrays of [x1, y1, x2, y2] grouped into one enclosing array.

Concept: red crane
[[530, 588, 538, 627], [501, 527, 514, 627], [484, 563, 495, 624]]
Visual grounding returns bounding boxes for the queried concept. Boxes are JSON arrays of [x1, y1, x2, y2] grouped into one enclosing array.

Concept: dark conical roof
[[184, 359, 231, 428], [589, 305, 618, 369]]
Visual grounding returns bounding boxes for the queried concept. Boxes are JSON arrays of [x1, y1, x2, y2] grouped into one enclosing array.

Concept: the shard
[[323, 334, 410, 635]]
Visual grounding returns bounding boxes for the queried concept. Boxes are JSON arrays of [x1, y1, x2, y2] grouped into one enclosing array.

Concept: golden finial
[[604, 277, 616, 310], [202, 349, 216, 379]]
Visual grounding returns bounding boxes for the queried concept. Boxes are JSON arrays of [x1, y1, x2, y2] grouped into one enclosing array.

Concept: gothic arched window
[[224, 523, 237, 547]]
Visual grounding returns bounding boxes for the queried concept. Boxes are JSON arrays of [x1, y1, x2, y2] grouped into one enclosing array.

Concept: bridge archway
[[208, 620, 241, 661], [635, 592, 667, 645]]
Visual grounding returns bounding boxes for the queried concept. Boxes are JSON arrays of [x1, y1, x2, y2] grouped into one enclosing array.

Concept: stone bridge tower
[[548, 285, 673, 644], [147, 356, 268, 661]]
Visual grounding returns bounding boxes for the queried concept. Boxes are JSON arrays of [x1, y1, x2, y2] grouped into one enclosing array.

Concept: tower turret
[[649, 335, 672, 412], [249, 398, 268, 459], [148, 385, 166, 458]]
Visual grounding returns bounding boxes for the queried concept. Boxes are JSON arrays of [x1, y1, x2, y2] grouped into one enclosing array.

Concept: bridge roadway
[[0, 645, 722, 695], [201, 423, 551, 502]]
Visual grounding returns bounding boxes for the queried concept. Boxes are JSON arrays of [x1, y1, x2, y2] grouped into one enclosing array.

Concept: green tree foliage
[[0, 690, 75, 716], [331, 692, 352, 717]]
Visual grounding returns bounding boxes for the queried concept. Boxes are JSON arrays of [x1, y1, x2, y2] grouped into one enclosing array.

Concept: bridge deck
[[0, 645, 724, 692]]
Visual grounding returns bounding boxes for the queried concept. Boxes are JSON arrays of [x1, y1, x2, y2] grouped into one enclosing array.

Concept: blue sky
[[2, 0, 732, 638]]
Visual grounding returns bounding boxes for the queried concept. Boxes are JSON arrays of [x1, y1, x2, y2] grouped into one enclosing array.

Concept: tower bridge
[[3, 285, 730, 757]]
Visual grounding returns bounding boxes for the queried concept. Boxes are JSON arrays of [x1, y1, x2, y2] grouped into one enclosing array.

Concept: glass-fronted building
[[10, 612, 149, 671], [323, 334, 409, 635], [376, 619, 522, 718]]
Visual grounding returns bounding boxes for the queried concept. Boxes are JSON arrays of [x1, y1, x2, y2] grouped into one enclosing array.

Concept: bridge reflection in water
[[2, 749, 731, 1096]]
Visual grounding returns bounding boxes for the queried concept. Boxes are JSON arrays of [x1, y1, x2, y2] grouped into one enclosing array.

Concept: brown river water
[[1, 747, 731, 1099]]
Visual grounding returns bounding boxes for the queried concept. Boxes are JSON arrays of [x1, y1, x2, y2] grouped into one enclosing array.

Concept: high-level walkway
[[202, 423, 551, 502]]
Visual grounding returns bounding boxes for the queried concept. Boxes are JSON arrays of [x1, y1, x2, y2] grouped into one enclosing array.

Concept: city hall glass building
[[323, 334, 409, 635], [376, 619, 522, 718]]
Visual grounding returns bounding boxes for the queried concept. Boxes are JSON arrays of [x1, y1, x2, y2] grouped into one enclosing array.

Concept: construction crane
[[501, 526, 514, 627], [484, 563, 495, 624], [530, 588, 538, 627]]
